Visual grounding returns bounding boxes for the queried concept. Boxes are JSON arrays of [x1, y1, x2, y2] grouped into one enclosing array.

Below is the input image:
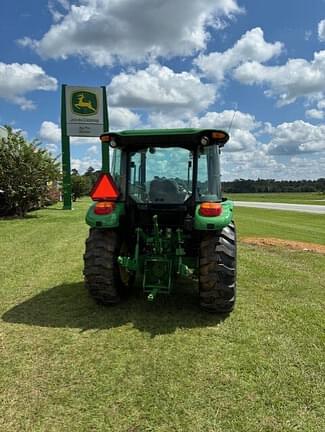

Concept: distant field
[[0, 201, 324, 431], [226, 192, 325, 205], [234, 207, 325, 244]]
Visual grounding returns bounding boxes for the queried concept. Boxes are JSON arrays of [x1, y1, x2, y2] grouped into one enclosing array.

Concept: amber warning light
[[100, 134, 111, 142], [90, 173, 119, 201]]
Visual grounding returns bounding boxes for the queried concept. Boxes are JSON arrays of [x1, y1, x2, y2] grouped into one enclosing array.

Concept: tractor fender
[[85, 202, 125, 229], [194, 199, 234, 231]]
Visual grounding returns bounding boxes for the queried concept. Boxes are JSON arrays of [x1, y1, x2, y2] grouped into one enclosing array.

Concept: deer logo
[[71, 91, 98, 115]]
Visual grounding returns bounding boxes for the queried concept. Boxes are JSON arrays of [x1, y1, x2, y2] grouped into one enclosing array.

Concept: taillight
[[199, 202, 223, 217], [211, 131, 228, 140], [94, 201, 115, 215]]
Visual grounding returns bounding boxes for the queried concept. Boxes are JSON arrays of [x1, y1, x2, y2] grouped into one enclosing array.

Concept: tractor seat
[[149, 178, 183, 203]]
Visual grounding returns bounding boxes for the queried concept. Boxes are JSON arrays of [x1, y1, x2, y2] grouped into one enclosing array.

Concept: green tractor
[[83, 128, 236, 313]]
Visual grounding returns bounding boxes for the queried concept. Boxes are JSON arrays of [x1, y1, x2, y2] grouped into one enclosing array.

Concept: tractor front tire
[[199, 222, 237, 313], [83, 228, 122, 305]]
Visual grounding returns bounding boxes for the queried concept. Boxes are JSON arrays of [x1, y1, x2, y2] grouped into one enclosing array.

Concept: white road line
[[234, 201, 325, 214]]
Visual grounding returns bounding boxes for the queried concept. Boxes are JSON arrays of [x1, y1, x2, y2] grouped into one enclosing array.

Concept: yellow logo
[[72, 91, 98, 116]]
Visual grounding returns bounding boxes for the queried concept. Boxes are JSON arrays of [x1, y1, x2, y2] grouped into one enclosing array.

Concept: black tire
[[199, 222, 237, 313], [83, 229, 122, 305]]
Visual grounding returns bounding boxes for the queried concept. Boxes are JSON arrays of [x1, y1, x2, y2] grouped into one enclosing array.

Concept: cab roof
[[102, 128, 229, 150]]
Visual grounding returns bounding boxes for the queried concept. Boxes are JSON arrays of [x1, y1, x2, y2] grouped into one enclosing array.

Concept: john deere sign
[[61, 84, 109, 209], [64, 85, 106, 137], [71, 90, 98, 116]]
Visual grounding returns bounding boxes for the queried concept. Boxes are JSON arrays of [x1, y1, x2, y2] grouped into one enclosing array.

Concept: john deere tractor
[[83, 128, 236, 313]]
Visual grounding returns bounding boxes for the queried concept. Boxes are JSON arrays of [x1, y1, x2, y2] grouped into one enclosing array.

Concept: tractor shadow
[[2, 281, 228, 337]]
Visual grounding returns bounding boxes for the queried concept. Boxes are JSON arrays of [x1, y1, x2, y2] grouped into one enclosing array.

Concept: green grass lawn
[[227, 192, 325, 205], [234, 207, 325, 244], [0, 201, 324, 432]]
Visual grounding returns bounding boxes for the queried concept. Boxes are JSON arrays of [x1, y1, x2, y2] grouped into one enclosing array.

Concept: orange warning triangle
[[90, 173, 120, 201]]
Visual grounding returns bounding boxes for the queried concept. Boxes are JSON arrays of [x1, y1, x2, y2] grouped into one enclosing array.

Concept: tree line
[[222, 178, 325, 193], [71, 166, 100, 200]]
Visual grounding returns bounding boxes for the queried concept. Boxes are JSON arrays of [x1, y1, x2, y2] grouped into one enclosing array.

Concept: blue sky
[[1, 0, 325, 179]]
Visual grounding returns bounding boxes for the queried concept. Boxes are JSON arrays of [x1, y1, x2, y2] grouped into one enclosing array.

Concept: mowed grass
[[0, 201, 324, 432], [227, 192, 325, 205], [234, 206, 325, 244]]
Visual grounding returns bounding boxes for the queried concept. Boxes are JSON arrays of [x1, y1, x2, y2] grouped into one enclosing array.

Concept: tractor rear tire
[[83, 228, 122, 305], [199, 222, 237, 313]]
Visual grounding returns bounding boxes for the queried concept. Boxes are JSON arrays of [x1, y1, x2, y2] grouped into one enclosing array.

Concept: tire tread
[[199, 222, 237, 313]]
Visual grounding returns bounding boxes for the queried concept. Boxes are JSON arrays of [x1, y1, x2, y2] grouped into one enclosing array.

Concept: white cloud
[[39, 120, 61, 143], [108, 64, 216, 114], [234, 50, 325, 105], [318, 19, 325, 42], [48, 1, 71, 22], [305, 99, 325, 121], [147, 113, 189, 129], [305, 109, 324, 120], [193, 109, 259, 131], [0, 63, 57, 110], [71, 157, 101, 173], [287, 156, 325, 179], [192, 110, 259, 152], [317, 99, 325, 109], [195, 27, 283, 83], [259, 122, 275, 135], [38, 120, 98, 146], [222, 150, 286, 181], [109, 107, 141, 130], [147, 109, 260, 152], [20, 0, 241, 66], [265, 120, 325, 154], [46, 143, 59, 155], [222, 153, 325, 181], [48, 1, 64, 22], [86, 144, 99, 156]]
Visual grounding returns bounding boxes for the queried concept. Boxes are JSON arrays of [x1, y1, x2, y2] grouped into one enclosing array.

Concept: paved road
[[234, 201, 325, 214]]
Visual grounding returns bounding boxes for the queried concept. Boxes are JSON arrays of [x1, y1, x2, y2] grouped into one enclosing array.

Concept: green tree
[[0, 127, 60, 217], [71, 170, 89, 201]]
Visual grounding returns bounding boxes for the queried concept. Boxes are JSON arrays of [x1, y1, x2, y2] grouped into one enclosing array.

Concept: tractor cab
[[84, 128, 236, 313], [98, 128, 228, 226]]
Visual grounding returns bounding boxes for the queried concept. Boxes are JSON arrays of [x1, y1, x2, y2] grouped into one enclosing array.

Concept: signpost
[[61, 85, 109, 210]]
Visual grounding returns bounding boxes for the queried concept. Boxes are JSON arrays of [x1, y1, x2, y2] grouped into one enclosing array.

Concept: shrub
[[0, 127, 61, 217]]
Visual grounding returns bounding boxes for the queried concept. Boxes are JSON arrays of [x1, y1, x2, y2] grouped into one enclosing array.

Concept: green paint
[[85, 202, 125, 228], [117, 215, 193, 300], [61, 85, 72, 210], [194, 200, 234, 230], [143, 258, 173, 294]]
